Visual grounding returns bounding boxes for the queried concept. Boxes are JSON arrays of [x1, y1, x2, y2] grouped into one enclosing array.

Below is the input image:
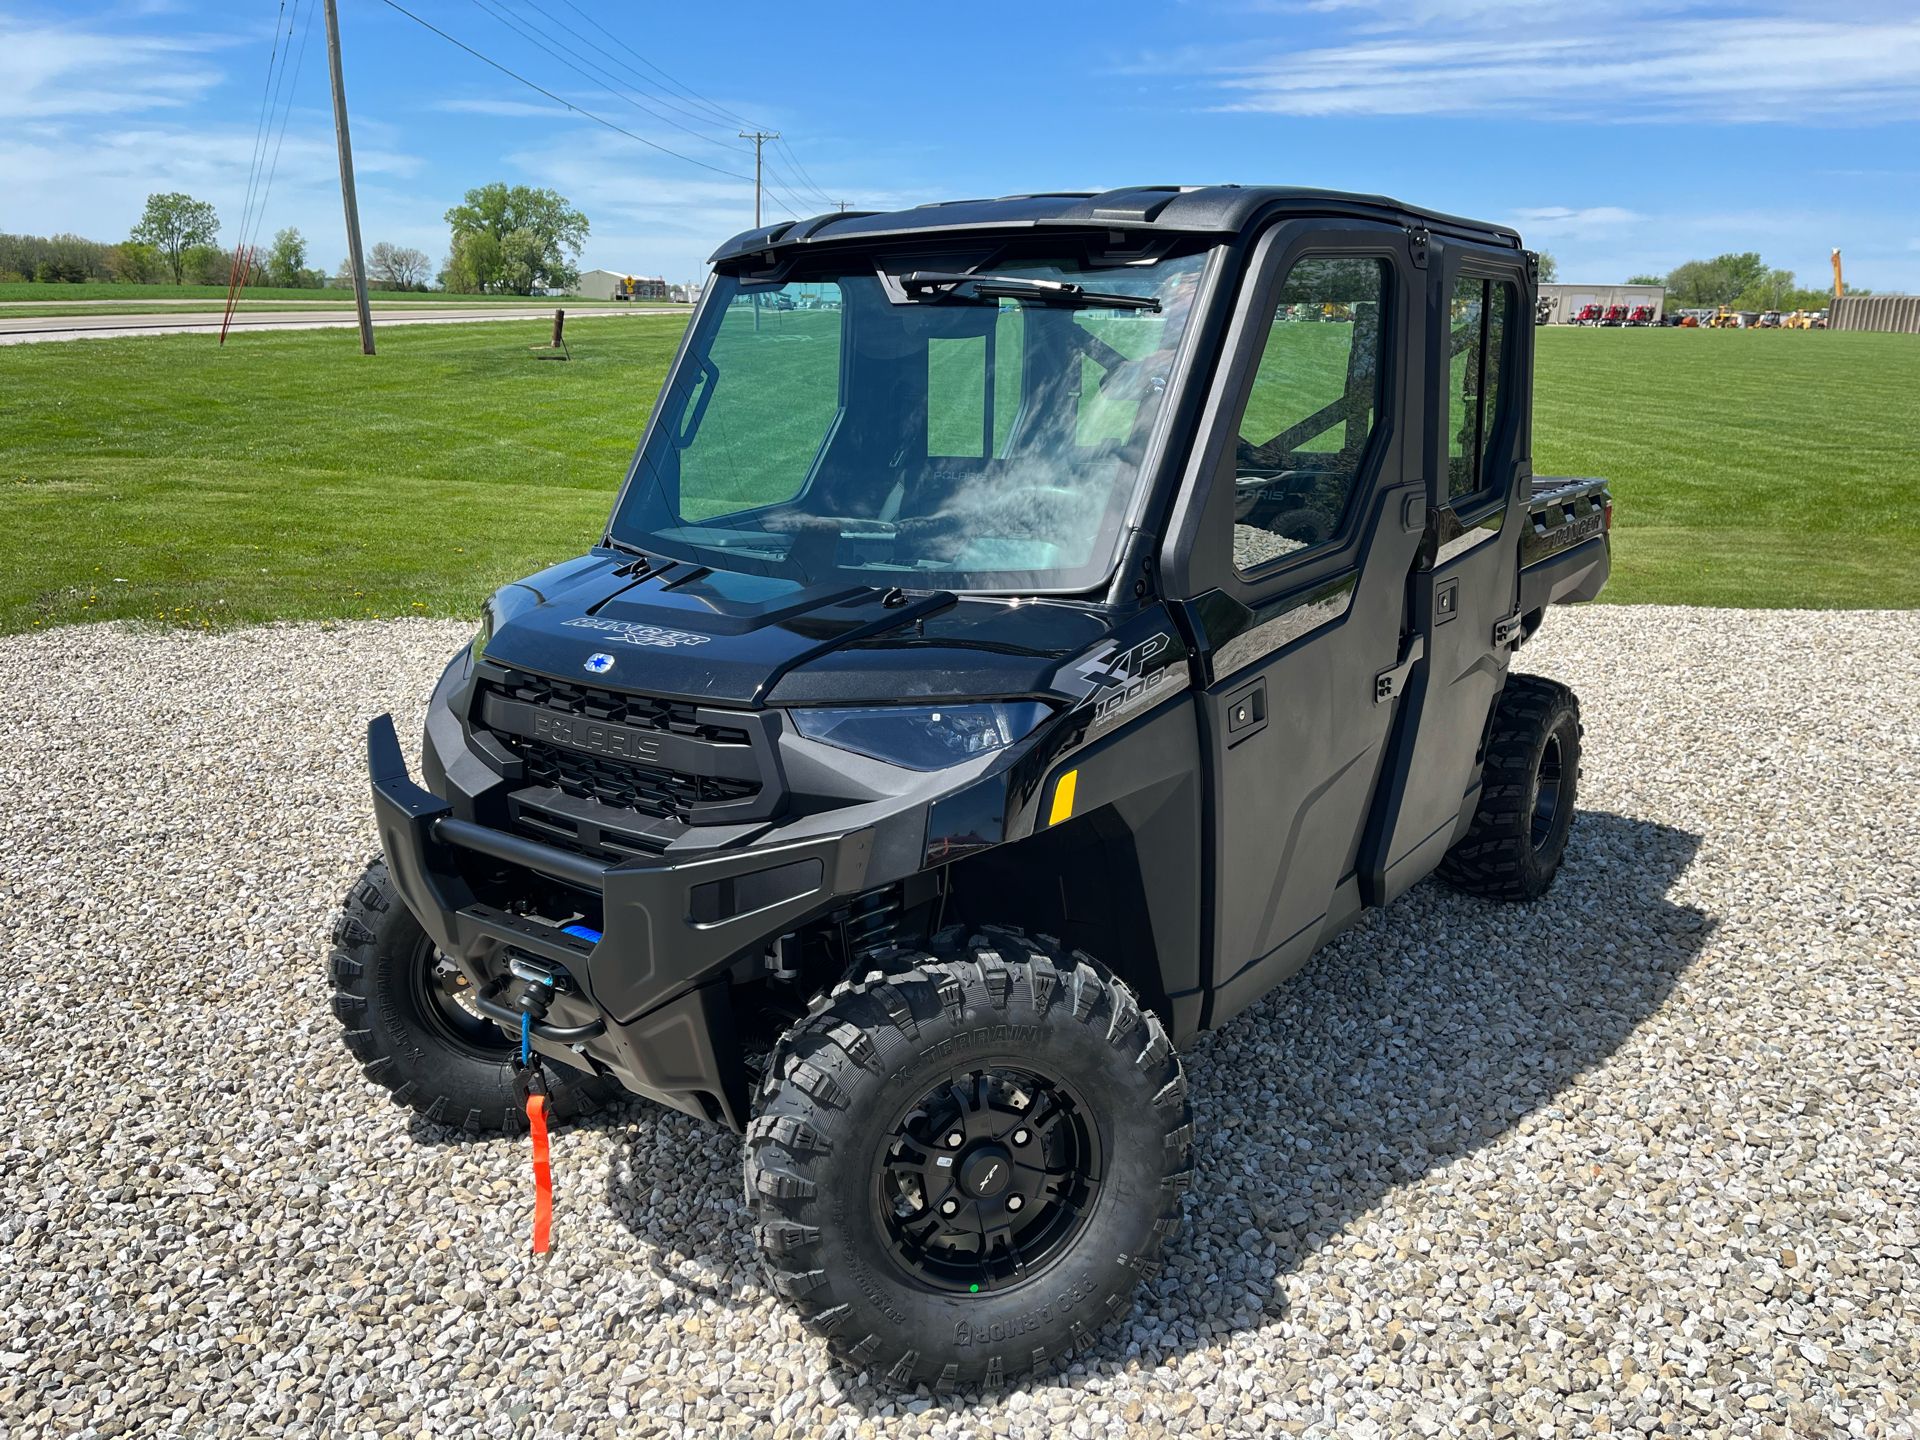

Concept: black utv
[[332, 185, 1612, 1388]]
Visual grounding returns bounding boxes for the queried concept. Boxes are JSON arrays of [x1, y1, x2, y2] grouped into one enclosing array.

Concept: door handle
[[1224, 678, 1267, 741]]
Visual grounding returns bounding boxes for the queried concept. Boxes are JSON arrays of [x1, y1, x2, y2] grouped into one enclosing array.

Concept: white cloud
[[1513, 206, 1643, 232], [0, 13, 231, 119], [1190, 5, 1920, 122], [0, 109, 425, 253]]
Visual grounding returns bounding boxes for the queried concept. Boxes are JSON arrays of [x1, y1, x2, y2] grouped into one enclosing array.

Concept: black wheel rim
[[407, 938, 514, 1058], [874, 1066, 1102, 1294], [1531, 732, 1565, 850]]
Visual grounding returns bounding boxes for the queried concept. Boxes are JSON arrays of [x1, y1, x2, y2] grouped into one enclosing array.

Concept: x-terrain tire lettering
[[746, 928, 1192, 1388]]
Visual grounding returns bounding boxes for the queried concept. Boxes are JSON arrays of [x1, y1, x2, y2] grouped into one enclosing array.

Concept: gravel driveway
[[3, 609, 1916, 1438]]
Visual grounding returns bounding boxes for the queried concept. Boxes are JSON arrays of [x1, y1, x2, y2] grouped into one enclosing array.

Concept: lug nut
[[1012, 1128, 1029, 1145], [946, 1132, 964, 1148], [1007, 1195, 1024, 1212], [941, 1198, 959, 1215]]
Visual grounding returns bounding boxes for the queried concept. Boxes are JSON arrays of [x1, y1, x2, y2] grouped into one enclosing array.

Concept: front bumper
[[368, 714, 889, 1128]]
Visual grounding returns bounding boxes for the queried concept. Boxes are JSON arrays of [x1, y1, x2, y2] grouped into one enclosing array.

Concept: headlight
[[789, 701, 1050, 771], [467, 604, 494, 665]]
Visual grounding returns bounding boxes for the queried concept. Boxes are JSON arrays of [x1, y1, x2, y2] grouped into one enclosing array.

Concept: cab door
[[1363, 241, 1532, 900], [1160, 220, 1427, 1029]]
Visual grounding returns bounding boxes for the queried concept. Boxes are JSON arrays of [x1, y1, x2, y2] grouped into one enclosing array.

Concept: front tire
[[327, 856, 617, 1132], [746, 928, 1192, 1389], [1438, 674, 1582, 901]]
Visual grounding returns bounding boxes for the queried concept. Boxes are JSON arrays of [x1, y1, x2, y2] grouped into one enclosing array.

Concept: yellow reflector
[[1048, 769, 1078, 827]]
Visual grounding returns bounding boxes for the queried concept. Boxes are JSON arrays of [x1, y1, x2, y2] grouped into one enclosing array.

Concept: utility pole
[[738, 131, 780, 228], [325, 0, 375, 355], [835, 200, 850, 213]]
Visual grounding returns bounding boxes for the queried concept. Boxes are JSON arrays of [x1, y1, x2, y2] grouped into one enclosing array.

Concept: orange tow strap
[[527, 1093, 553, 1255]]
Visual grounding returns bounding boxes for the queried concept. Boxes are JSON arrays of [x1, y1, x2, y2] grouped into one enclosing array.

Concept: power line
[[233, 2, 291, 272], [469, 0, 746, 155], [509, 0, 754, 145], [760, 154, 831, 216], [536, 0, 845, 211], [245, 0, 319, 267], [762, 151, 832, 211], [546, 0, 757, 132], [775, 136, 838, 209], [376, 0, 755, 182]]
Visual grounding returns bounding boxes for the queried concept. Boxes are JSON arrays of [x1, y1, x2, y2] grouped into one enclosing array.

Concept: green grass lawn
[[1, 318, 1915, 634], [0, 298, 666, 321], [1533, 328, 1919, 606], [2, 316, 689, 630], [0, 280, 649, 305]]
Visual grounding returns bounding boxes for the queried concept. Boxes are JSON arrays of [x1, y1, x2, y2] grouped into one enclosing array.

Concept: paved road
[[0, 303, 680, 344]]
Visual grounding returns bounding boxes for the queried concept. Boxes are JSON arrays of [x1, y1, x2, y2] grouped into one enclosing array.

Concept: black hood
[[479, 551, 1115, 708]]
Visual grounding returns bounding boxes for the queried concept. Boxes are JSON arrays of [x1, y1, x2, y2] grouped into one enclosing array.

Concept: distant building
[[575, 269, 670, 302], [1538, 282, 1665, 324]]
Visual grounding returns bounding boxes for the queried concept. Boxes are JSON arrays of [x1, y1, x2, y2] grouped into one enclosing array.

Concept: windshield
[[609, 247, 1209, 593]]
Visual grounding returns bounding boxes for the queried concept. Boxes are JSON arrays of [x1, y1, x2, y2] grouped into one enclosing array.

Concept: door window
[[1447, 275, 1516, 501], [926, 304, 1025, 458], [1231, 257, 1389, 574]]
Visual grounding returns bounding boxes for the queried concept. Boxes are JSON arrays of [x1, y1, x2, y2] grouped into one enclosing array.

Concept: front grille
[[474, 667, 765, 835], [513, 737, 758, 824], [491, 669, 750, 747]]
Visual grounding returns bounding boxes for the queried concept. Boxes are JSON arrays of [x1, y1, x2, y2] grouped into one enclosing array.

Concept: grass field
[[0, 281, 644, 305], [2, 319, 1915, 633]]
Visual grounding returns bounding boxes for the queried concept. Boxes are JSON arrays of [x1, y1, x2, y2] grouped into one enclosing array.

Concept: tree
[[443, 182, 588, 294], [267, 227, 309, 288], [1625, 273, 1663, 286], [105, 241, 163, 284], [368, 241, 431, 290], [439, 230, 503, 295], [183, 244, 229, 286], [1536, 251, 1558, 283], [129, 192, 219, 284], [1733, 268, 1798, 312]]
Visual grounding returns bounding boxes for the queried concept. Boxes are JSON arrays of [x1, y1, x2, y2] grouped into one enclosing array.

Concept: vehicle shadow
[[599, 808, 1711, 1404]]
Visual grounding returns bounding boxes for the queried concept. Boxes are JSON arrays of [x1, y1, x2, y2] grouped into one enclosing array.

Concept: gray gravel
[[2, 607, 1917, 1439]]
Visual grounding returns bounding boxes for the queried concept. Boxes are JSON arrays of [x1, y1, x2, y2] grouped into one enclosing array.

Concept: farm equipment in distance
[[1627, 305, 1657, 327], [1572, 303, 1605, 326], [1601, 304, 1631, 326]]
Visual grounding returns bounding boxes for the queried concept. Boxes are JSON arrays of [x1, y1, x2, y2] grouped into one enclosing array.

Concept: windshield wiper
[[898, 271, 1161, 312]]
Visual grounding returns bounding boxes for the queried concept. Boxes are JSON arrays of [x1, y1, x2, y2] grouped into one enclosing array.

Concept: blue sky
[[4, 0, 1918, 291]]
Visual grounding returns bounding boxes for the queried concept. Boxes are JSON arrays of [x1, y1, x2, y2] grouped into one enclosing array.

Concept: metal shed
[[1830, 295, 1920, 335]]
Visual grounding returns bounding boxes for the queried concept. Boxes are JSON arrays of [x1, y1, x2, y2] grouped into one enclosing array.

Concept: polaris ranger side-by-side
[[331, 186, 1611, 1387]]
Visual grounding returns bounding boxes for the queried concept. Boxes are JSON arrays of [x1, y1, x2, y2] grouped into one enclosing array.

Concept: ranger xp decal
[[563, 617, 713, 649]]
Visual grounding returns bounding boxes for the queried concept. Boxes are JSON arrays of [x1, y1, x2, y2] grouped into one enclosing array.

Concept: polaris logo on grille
[[565, 617, 712, 649], [584, 652, 616, 674], [532, 712, 662, 762]]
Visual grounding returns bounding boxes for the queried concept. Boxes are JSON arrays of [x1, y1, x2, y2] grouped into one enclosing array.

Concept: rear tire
[[1437, 674, 1582, 902], [746, 927, 1192, 1389], [327, 856, 618, 1133]]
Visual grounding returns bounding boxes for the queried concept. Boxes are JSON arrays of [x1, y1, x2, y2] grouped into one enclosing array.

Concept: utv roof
[[710, 185, 1523, 265]]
